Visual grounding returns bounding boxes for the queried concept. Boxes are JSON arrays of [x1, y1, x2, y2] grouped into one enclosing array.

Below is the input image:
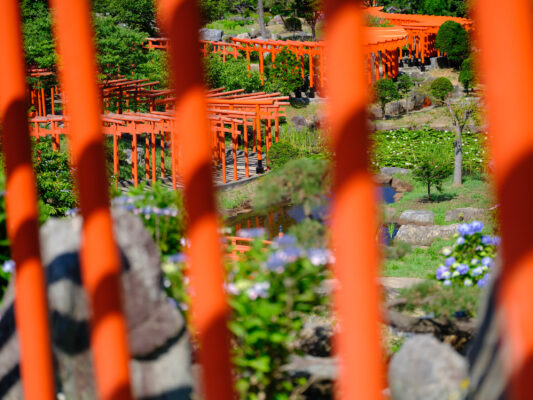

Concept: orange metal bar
[[474, 1, 533, 398], [157, 1, 235, 400], [0, 2, 56, 399], [49, 1, 133, 399], [325, 0, 384, 399]]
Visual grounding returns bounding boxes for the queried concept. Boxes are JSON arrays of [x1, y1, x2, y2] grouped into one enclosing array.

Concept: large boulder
[[269, 15, 284, 25], [199, 28, 223, 42], [391, 176, 414, 193], [398, 210, 434, 226], [389, 335, 468, 400], [369, 104, 383, 119], [385, 100, 406, 117], [395, 224, 460, 246], [374, 173, 393, 185], [381, 167, 410, 176], [249, 27, 260, 38], [405, 93, 427, 111], [0, 210, 193, 399], [235, 32, 251, 40], [445, 207, 486, 222]]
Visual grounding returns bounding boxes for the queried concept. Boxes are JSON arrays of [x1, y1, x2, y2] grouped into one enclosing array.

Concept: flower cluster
[[436, 221, 499, 288]]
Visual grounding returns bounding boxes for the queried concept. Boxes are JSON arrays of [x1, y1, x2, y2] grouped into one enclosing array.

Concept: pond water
[[228, 185, 398, 242]]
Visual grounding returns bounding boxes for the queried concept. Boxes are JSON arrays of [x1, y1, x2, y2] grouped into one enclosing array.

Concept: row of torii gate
[[146, 7, 473, 90]]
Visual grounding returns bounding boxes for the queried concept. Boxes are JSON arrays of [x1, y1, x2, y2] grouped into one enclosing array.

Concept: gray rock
[[383, 206, 396, 222], [389, 335, 468, 400], [291, 115, 307, 130], [229, 15, 245, 22], [0, 210, 193, 399], [406, 93, 427, 111], [296, 316, 333, 357], [221, 34, 232, 42], [392, 176, 413, 192], [235, 32, 250, 40], [199, 28, 223, 42], [369, 104, 383, 119], [445, 207, 486, 222], [374, 173, 392, 185], [396, 224, 460, 246], [398, 210, 434, 226], [269, 15, 284, 25], [271, 33, 279, 41], [249, 27, 260, 38], [393, 192, 404, 202], [283, 355, 337, 383], [257, 29, 272, 40], [385, 100, 406, 117], [381, 167, 410, 176]]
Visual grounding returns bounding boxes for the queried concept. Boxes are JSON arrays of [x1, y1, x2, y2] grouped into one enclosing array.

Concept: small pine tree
[[430, 77, 454, 104], [412, 145, 453, 200], [435, 21, 470, 67], [397, 74, 413, 96], [459, 57, 475, 93]]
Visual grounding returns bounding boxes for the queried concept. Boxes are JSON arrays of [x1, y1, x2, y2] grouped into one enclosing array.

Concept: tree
[[397, 74, 413, 96], [267, 47, 303, 96], [435, 21, 470, 67], [257, 0, 267, 37], [294, 0, 321, 40], [373, 79, 400, 118], [423, 0, 448, 15], [459, 57, 475, 93], [412, 145, 453, 200], [93, 0, 157, 35], [445, 99, 479, 185], [430, 77, 454, 104]]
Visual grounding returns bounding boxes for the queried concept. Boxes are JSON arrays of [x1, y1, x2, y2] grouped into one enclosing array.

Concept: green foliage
[[378, 0, 467, 17], [372, 128, 486, 175], [435, 21, 470, 67], [459, 57, 475, 93], [266, 141, 300, 170], [398, 280, 480, 319], [279, 125, 328, 156], [163, 238, 329, 398], [397, 74, 414, 96], [254, 158, 330, 217], [422, 0, 448, 15], [435, 221, 498, 288], [373, 79, 400, 116], [92, 0, 156, 35], [200, 0, 230, 23], [412, 144, 453, 200], [267, 47, 304, 96], [288, 219, 328, 248], [285, 16, 302, 31], [121, 182, 186, 255], [204, 55, 262, 92], [430, 77, 454, 103], [33, 139, 76, 218], [365, 15, 393, 27], [21, 0, 55, 72]]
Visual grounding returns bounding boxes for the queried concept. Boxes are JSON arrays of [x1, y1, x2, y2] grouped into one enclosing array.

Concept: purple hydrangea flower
[[443, 279, 452, 286], [436, 266, 449, 280], [456, 237, 465, 245], [167, 253, 187, 263], [225, 283, 240, 295], [2, 260, 15, 274], [481, 257, 493, 267], [445, 257, 456, 267], [246, 281, 270, 300], [477, 275, 491, 288], [470, 221, 484, 234], [493, 236, 501, 246], [237, 228, 266, 238], [457, 264, 470, 275], [272, 234, 297, 248], [481, 235, 493, 246], [458, 223, 471, 236], [472, 266, 484, 277], [307, 248, 334, 266]]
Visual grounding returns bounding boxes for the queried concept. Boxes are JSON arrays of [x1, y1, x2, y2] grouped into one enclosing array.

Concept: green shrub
[[397, 74, 413, 96], [267, 47, 303, 96], [435, 20, 470, 67], [204, 55, 262, 92], [285, 16, 302, 31], [163, 236, 330, 398], [459, 57, 475, 93], [412, 144, 453, 200], [430, 77, 454, 103], [373, 79, 400, 117], [266, 140, 300, 170]]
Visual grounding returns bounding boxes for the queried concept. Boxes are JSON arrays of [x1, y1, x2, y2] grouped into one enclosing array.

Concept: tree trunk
[[427, 181, 431, 200], [311, 22, 316, 41], [257, 0, 267, 37], [453, 127, 463, 185]]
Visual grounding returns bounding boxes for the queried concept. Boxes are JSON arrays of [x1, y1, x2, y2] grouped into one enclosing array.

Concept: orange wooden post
[[132, 132, 139, 187], [274, 108, 280, 143], [374, 52, 380, 82], [221, 127, 226, 184], [309, 50, 315, 88], [232, 121, 237, 181], [325, 0, 384, 399], [49, 1, 133, 399], [51, 86, 55, 114], [474, 1, 533, 398], [113, 131, 119, 184], [255, 103, 264, 173], [421, 34, 426, 64], [0, 2, 56, 399], [151, 127, 156, 183], [160, 130, 166, 178], [145, 132, 150, 180], [259, 47, 265, 85], [157, 1, 236, 399], [244, 122, 249, 178]]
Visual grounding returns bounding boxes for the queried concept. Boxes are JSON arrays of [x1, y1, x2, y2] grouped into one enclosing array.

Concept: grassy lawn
[[389, 173, 495, 226]]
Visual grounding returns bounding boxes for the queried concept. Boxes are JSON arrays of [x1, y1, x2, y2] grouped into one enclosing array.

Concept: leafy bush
[[435, 20, 470, 67], [266, 140, 300, 170], [397, 74, 413, 96], [371, 128, 486, 175], [430, 77, 454, 103], [267, 47, 304, 96], [285, 16, 302, 31], [366, 15, 393, 27], [204, 55, 262, 93], [459, 57, 475, 93], [33, 139, 77, 218], [412, 144, 453, 200], [435, 221, 499, 288], [373, 79, 400, 117], [115, 182, 187, 255], [163, 234, 330, 398]]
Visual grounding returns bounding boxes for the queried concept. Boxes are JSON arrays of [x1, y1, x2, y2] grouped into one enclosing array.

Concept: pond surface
[[228, 185, 398, 241]]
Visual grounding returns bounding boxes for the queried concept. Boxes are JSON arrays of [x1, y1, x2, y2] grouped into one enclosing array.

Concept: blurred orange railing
[[1, 0, 533, 399]]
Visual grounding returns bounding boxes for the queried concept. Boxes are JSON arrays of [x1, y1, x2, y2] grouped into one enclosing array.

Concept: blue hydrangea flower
[[445, 257, 456, 267], [456, 237, 465, 245], [237, 228, 266, 238], [2, 260, 15, 274], [457, 264, 470, 275], [470, 221, 484, 234], [477, 276, 490, 288], [443, 280, 452, 286], [436, 266, 449, 280], [458, 223, 471, 236], [167, 253, 187, 263], [481, 257, 493, 267], [246, 281, 270, 300], [272, 234, 297, 248], [472, 266, 484, 276], [493, 236, 501, 246], [481, 235, 493, 246], [307, 248, 334, 266]]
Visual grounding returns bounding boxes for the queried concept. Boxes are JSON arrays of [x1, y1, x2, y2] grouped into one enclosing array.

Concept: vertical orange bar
[[232, 121, 237, 181], [255, 104, 264, 173], [325, 0, 384, 399], [49, 1, 133, 400], [474, 1, 533, 398], [161, 131, 166, 178], [145, 133, 150, 180], [51, 86, 55, 115], [157, 1, 235, 400], [0, 2, 56, 399], [244, 122, 249, 178]]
